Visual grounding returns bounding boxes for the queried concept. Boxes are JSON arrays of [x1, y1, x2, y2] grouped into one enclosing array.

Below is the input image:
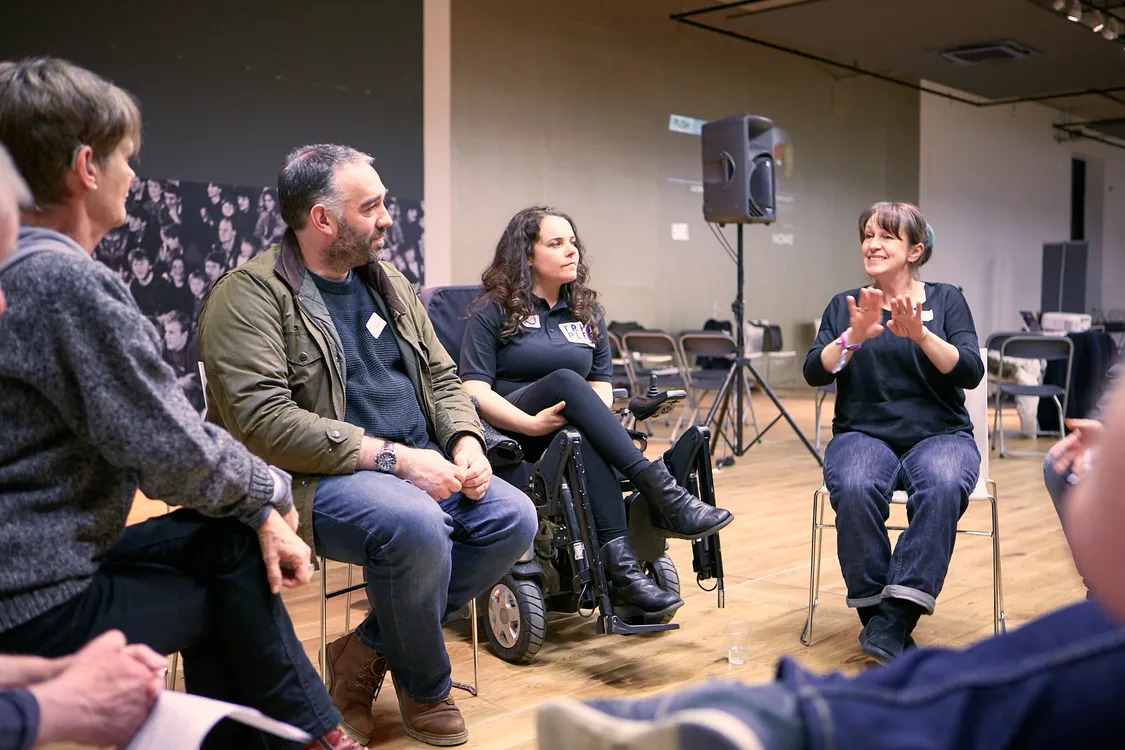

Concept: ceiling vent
[[936, 40, 1041, 65]]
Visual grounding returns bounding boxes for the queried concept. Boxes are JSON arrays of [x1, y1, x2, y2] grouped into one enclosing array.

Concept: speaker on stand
[[700, 113, 821, 466]]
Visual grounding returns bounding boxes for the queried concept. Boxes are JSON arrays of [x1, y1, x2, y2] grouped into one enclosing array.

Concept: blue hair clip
[[924, 224, 935, 251]]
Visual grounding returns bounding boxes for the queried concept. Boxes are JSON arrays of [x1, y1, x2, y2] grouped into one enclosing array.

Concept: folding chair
[[986, 333, 1074, 458], [620, 330, 692, 440], [677, 331, 759, 450], [800, 354, 1004, 646]]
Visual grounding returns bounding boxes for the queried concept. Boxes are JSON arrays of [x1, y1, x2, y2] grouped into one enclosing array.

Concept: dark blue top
[[0, 689, 38, 750], [460, 295, 613, 397], [803, 281, 984, 453], [311, 271, 436, 451]]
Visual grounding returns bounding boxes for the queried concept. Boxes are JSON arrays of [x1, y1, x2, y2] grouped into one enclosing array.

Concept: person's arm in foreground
[[1064, 376, 1125, 621], [0, 631, 165, 750]]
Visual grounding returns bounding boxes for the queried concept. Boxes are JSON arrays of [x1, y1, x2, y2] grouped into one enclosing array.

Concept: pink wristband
[[836, 331, 862, 352]]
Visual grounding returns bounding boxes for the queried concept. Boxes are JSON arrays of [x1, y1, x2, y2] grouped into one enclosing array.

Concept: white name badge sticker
[[524, 315, 541, 329], [560, 322, 594, 346], [366, 312, 387, 339], [921, 309, 934, 322]]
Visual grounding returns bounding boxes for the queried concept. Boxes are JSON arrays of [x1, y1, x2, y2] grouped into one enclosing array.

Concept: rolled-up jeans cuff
[[882, 585, 936, 614], [845, 593, 885, 609]]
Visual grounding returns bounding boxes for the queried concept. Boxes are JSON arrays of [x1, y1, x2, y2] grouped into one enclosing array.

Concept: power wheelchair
[[422, 285, 728, 664]]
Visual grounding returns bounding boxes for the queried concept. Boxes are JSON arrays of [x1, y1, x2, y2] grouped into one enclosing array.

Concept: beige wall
[[449, 0, 919, 352], [920, 87, 1125, 338]]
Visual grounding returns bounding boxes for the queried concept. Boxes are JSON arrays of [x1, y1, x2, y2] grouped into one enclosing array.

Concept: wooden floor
[[132, 389, 1084, 749]]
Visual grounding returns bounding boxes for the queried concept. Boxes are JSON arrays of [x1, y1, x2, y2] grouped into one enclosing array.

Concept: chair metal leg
[[319, 556, 328, 681], [801, 488, 827, 646], [451, 598, 480, 697], [344, 563, 355, 633], [989, 480, 1006, 635], [997, 391, 1007, 457], [991, 390, 999, 454], [1054, 395, 1065, 442]]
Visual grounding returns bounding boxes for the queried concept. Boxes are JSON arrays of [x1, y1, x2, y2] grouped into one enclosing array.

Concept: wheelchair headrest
[[419, 284, 484, 365]]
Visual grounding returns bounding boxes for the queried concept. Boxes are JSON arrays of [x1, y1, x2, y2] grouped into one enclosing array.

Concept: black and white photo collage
[[94, 176, 425, 414]]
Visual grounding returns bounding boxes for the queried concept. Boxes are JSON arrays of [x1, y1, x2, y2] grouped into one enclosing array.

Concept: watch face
[[376, 448, 396, 473]]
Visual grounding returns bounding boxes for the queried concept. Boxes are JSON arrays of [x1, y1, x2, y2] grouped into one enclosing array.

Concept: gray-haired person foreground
[[0, 57, 360, 750]]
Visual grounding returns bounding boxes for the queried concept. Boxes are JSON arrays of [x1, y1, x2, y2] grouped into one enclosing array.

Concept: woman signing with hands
[[805, 201, 984, 663]]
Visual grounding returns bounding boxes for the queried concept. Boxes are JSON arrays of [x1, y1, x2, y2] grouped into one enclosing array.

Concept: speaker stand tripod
[[704, 224, 823, 467]]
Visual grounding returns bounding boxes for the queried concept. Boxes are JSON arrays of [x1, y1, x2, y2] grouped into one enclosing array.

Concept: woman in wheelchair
[[804, 201, 984, 663], [459, 205, 733, 617]]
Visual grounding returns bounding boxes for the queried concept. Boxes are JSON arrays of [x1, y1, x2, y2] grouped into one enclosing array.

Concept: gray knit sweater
[[0, 227, 276, 633]]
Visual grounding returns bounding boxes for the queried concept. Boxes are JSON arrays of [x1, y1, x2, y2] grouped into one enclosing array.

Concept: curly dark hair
[[479, 205, 602, 339]]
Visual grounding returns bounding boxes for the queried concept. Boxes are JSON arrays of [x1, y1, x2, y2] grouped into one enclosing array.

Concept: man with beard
[[197, 144, 536, 748]]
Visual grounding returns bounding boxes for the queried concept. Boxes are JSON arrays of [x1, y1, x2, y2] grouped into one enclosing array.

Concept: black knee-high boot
[[599, 536, 683, 616], [631, 460, 733, 540]]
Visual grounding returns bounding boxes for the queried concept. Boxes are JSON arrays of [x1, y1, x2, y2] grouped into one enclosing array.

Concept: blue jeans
[[0, 510, 339, 750], [578, 600, 1125, 750], [823, 431, 979, 613], [312, 470, 536, 703]]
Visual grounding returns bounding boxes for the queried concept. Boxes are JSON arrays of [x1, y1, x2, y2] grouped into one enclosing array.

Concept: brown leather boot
[[391, 673, 468, 746], [324, 632, 387, 746]]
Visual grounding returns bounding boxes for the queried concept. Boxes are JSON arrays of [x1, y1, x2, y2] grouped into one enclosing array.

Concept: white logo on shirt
[[560, 322, 594, 347], [523, 315, 541, 329]]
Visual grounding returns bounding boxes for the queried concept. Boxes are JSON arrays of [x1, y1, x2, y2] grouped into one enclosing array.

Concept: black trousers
[[507, 369, 649, 542], [0, 509, 339, 749]]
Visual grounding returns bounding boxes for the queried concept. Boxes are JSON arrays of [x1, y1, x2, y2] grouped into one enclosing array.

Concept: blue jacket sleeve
[[589, 318, 613, 382], [940, 285, 984, 389], [804, 294, 846, 387], [0, 689, 39, 750]]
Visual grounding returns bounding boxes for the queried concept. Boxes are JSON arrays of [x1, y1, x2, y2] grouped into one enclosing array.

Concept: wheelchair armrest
[[469, 396, 525, 467], [628, 389, 687, 422], [625, 428, 648, 453]]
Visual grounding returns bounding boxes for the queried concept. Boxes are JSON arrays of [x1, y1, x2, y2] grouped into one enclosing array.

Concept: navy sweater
[[310, 271, 434, 451], [804, 282, 984, 452]]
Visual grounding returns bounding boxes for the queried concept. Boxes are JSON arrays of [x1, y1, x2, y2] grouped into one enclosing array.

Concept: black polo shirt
[[460, 296, 613, 397]]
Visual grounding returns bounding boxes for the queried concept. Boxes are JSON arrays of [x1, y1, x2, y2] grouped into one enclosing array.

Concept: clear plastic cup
[[726, 619, 750, 665]]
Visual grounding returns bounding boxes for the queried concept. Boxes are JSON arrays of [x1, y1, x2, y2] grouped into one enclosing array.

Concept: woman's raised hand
[[887, 294, 926, 342], [846, 287, 885, 344]]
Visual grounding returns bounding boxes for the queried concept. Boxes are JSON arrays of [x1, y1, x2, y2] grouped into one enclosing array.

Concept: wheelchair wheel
[[485, 574, 546, 664], [643, 554, 681, 623]]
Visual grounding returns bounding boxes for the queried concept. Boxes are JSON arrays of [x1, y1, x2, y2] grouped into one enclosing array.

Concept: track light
[[1067, 0, 1082, 22], [1090, 10, 1105, 32], [1051, 0, 1065, 9], [1102, 17, 1120, 40]]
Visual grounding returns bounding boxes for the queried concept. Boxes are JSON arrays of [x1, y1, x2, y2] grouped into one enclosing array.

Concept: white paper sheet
[[125, 691, 313, 749]]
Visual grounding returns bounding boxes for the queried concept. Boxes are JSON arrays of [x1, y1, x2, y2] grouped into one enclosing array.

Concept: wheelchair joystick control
[[646, 374, 659, 397]]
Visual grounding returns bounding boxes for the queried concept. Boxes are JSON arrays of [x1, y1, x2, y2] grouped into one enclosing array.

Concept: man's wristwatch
[[374, 440, 397, 474]]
